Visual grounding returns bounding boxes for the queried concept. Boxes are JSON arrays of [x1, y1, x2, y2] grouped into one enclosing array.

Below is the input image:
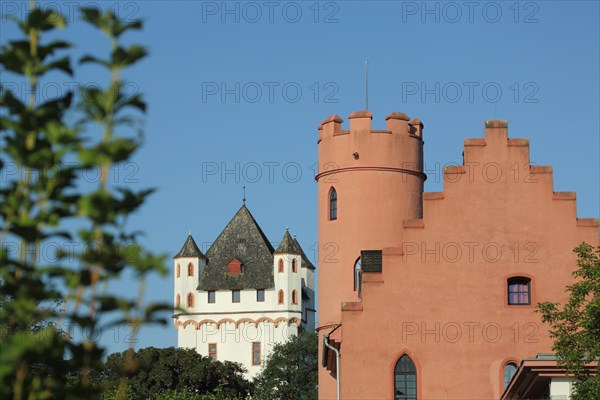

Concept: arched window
[[329, 187, 337, 221], [354, 257, 362, 293], [292, 290, 298, 305], [187, 293, 194, 308], [394, 355, 417, 400], [176, 263, 180, 277], [278, 289, 284, 305], [278, 258, 284, 273], [188, 263, 194, 277], [508, 277, 531, 305], [292, 259, 297, 273], [503, 362, 518, 389], [175, 293, 180, 307]]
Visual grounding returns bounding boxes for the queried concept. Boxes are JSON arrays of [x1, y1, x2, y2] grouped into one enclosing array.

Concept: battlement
[[318, 111, 424, 142], [316, 110, 426, 182]]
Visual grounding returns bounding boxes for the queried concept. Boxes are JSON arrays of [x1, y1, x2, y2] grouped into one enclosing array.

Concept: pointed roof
[[294, 237, 316, 270], [274, 229, 301, 254], [174, 235, 206, 259], [199, 205, 275, 290]]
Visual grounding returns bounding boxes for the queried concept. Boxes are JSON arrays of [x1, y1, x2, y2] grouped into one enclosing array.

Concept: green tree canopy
[[100, 347, 252, 399], [537, 242, 600, 399], [253, 331, 318, 400], [1, 3, 168, 398]]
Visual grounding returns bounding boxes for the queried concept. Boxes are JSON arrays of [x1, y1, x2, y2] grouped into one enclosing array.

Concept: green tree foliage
[[1, 3, 168, 398], [253, 332, 318, 400], [100, 347, 252, 399], [537, 243, 600, 399]]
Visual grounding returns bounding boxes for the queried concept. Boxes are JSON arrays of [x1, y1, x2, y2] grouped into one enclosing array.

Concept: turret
[[273, 229, 302, 311], [173, 234, 206, 313], [316, 110, 425, 398], [316, 109, 425, 321]]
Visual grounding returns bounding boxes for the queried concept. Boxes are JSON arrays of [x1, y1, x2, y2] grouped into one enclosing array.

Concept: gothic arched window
[[329, 187, 337, 220], [175, 293, 180, 307], [278, 258, 284, 273], [504, 362, 518, 389], [188, 263, 194, 277], [394, 355, 417, 400], [292, 290, 298, 305], [176, 263, 180, 277], [187, 293, 194, 308], [292, 258, 297, 272], [278, 289, 284, 305], [354, 257, 362, 292]]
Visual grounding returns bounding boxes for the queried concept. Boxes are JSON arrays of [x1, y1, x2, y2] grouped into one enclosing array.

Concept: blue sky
[[2, 1, 598, 356]]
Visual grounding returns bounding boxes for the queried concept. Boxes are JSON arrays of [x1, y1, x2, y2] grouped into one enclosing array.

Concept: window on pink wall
[[508, 277, 531, 305]]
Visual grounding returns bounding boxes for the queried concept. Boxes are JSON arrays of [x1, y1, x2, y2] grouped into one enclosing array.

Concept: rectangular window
[[252, 342, 261, 365], [232, 289, 240, 303], [508, 279, 531, 305], [257, 289, 265, 302], [208, 291, 215, 304], [208, 343, 217, 360]]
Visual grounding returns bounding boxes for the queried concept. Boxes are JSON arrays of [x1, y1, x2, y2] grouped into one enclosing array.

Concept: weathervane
[[242, 186, 246, 205]]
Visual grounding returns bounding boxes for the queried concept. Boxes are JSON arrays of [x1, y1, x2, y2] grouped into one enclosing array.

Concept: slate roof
[[360, 250, 382, 272], [274, 230, 301, 254], [294, 237, 316, 270], [174, 235, 206, 259], [198, 205, 275, 290]]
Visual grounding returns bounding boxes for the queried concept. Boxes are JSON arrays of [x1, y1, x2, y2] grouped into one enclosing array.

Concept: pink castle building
[[316, 112, 599, 399]]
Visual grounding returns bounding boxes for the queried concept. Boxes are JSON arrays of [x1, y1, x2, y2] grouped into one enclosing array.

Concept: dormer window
[[227, 258, 242, 275]]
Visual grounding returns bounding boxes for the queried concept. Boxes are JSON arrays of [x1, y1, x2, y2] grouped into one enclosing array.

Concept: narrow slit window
[[252, 342, 261, 365], [329, 188, 337, 221]]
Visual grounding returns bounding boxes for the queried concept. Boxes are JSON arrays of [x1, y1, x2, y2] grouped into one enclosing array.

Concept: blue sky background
[[1, 1, 598, 356]]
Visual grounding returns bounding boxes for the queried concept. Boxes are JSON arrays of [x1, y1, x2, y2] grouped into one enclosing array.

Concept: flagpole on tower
[[365, 60, 369, 111]]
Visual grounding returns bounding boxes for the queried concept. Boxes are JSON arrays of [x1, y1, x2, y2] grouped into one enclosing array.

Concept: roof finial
[[242, 186, 246, 205], [189, 228, 191, 236], [286, 226, 289, 232]]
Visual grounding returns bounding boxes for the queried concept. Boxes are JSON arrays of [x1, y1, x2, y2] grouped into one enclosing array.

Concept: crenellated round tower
[[316, 110, 425, 359]]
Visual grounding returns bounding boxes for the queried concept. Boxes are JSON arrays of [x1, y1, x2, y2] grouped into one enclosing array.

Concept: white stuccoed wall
[[174, 256, 205, 311], [550, 377, 572, 400]]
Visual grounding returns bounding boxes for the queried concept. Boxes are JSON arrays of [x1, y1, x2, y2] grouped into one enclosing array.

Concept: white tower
[[173, 235, 206, 317], [173, 204, 315, 378]]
